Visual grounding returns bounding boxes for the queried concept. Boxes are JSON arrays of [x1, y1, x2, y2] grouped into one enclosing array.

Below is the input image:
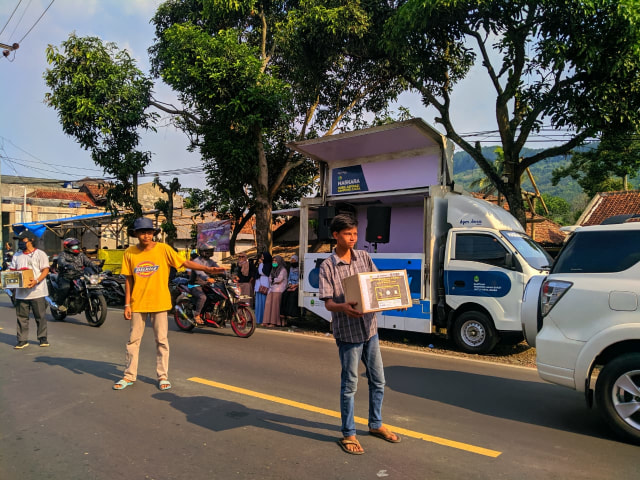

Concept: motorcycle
[[173, 276, 256, 338], [100, 270, 126, 306], [46, 271, 108, 327], [3, 287, 15, 306]]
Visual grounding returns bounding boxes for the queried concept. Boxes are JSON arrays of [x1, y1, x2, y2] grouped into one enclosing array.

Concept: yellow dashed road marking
[[188, 376, 502, 458]]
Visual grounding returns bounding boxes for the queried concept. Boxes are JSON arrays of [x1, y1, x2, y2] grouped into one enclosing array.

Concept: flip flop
[[369, 428, 401, 443], [113, 379, 134, 390], [336, 438, 365, 455], [158, 379, 172, 391]]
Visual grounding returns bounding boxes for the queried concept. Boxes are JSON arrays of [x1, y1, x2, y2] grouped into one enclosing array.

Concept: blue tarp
[[12, 212, 113, 238]]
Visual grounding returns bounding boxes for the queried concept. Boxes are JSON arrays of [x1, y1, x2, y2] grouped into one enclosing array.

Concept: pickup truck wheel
[[595, 353, 640, 444], [452, 311, 498, 354]]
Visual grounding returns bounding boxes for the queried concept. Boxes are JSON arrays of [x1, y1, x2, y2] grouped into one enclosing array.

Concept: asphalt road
[[0, 298, 638, 480]]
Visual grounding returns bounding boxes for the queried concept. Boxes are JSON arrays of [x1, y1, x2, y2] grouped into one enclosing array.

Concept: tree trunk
[[254, 129, 272, 254], [503, 178, 527, 229], [229, 209, 255, 256]]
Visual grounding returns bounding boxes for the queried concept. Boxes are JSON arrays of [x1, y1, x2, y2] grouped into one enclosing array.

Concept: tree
[[44, 34, 158, 223], [153, 176, 181, 247], [535, 193, 572, 225], [552, 131, 640, 198], [384, 0, 640, 226], [149, 0, 403, 253]]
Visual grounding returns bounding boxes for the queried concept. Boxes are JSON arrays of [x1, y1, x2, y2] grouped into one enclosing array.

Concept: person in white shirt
[[10, 229, 51, 349]]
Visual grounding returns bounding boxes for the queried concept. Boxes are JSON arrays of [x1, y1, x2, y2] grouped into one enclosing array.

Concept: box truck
[[287, 119, 551, 353]]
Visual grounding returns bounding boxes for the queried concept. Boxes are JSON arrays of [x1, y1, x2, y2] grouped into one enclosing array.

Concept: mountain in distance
[[452, 146, 585, 203]]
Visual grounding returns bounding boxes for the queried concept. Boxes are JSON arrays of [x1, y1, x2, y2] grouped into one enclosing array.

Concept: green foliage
[[552, 131, 640, 197], [149, 0, 404, 252], [44, 34, 158, 220], [384, 0, 640, 226]]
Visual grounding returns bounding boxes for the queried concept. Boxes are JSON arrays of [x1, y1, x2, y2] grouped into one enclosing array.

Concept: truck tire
[[452, 311, 498, 354], [595, 353, 640, 444]]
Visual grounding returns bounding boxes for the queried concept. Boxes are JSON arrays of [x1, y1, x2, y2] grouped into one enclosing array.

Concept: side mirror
[[504, 252, 513, 269]]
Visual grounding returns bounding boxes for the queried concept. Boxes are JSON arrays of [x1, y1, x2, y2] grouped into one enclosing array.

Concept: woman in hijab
[[254, 251, 272, 325], [263, 255, 288, 328], [281, 254, 300, 319]]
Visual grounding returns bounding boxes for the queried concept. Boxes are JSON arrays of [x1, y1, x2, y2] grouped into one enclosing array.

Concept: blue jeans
[[336, 334, 385, 437]]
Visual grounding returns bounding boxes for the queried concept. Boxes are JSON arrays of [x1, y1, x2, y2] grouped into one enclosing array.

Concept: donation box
[[342, 270, 411, 314], [1, 270, 35, 289]]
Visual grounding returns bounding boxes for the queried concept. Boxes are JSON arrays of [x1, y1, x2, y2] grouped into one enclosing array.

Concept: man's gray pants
[[16, 297, 48, 342]]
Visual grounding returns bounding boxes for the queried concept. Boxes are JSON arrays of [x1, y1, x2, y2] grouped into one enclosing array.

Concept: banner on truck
[[197, 220, 232, 252]]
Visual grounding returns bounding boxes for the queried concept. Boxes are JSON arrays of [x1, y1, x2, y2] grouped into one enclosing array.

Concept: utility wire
[[0, 0, 23, 37], [8, 0, 32, 42], [18, 0, 54, 44]]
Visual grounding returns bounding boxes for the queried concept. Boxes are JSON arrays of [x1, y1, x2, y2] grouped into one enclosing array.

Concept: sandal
[[337, 438, 365, 455], [158, 379, 172, 391], [194, 315, 204, 325], [113, 379, 134, 390], [369, 427, 401, 443]]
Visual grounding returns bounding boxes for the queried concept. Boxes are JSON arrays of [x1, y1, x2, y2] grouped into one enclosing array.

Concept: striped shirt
[[319, 249, 378, 343]]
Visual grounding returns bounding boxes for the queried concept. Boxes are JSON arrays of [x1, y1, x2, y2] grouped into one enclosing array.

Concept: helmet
[[63, 237, 81, 254], [197, 241, 216, 258]]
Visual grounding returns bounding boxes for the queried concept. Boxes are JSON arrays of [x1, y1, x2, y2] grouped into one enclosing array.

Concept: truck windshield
[[501, 231, 553, 270]]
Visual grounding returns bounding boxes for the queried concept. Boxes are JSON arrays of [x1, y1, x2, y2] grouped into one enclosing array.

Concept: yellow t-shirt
[[121, 243, 184, 313]]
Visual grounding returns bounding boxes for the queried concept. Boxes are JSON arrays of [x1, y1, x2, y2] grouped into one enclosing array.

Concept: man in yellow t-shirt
[[113, 217, 225, 391]]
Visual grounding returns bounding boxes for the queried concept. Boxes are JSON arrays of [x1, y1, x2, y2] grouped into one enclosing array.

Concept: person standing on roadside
[[254, 251, 272, 325], [262, 255, 287, 328], [113, 217, 223, 392], [11, 230, 51, 349], [319, 214, 401, 455]]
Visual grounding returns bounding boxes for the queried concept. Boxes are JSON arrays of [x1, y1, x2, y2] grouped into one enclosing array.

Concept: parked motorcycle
[[173, 276, 256, 338], [46, 272, 108, 327]]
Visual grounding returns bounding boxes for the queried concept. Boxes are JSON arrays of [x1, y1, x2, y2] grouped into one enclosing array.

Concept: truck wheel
[[452, 311, 498, 354], [595, 353, 640, 444]]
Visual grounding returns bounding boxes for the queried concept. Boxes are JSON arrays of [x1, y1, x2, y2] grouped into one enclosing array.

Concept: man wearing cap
[[10, 230, 51, 349], [113, 217, 225, 392]]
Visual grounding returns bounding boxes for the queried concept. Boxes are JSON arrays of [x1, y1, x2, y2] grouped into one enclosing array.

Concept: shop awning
[[12, 212, 114, 238]]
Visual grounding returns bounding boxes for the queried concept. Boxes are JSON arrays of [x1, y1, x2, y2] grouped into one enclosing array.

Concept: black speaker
[[366, 206, 391, 243], [317, 206, 336, 240]]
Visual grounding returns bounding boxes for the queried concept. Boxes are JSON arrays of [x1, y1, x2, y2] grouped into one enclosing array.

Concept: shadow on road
[[384, 365, 613, 441], [153, 391, 340, 443], [33, 355, 157, 387]]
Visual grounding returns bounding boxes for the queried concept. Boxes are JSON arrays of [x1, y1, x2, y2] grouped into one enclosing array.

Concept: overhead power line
[[18, 0, 55, 44], [0, 0, 23, 37]]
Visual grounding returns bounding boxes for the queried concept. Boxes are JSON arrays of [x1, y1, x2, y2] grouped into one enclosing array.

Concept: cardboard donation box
[[342, 270, 411, 314], [1, 270, 35, 289]]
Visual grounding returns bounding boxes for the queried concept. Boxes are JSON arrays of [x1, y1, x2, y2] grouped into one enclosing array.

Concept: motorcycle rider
[[55, 237, 96, 312], [190, 242, 225, 325]]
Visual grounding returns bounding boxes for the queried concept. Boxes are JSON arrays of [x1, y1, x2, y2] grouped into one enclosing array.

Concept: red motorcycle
[[173, 276, 256, 338]]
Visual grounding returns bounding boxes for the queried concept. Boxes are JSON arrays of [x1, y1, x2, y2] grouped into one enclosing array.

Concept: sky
[[0, 0, 505, 191]]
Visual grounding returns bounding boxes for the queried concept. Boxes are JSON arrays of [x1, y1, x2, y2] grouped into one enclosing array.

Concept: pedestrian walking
[[10, 230, 51, 349], [318, 214, 401, 455], [113, 217, 223, 391]]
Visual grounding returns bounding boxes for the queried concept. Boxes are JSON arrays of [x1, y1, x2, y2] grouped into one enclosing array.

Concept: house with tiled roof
[[78, 181, 110, 206], [577, 190, 640, 226], [27, 189, 96, 207]]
